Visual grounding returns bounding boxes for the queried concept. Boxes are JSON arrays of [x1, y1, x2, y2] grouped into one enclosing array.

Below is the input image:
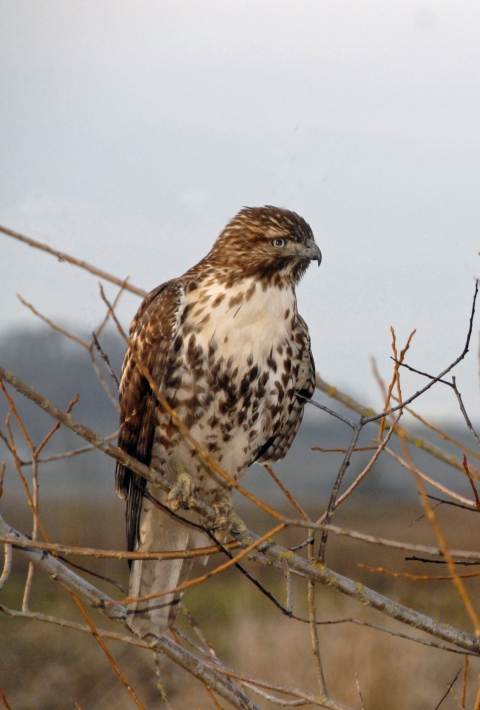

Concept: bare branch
[[317, 423, 362, 562], [367, 280, 478, 422], [0, 224, 146, 297], [230, 525, 480, 654], [297, 393, 357, 428], [26, 432, 119, 466], [281, 519, 480, 561], [0, 534, 238, 560], [92, 332, 120, 388], [385, 447, 477, 507], [0, 543, 12, 591], [452, 377, 480, 449], [313, 617, 477, 656], [315, 374, 480, 479], [434, 669, 461, 710], [0, 606, 150, 649], [17, 294, 90, 349]]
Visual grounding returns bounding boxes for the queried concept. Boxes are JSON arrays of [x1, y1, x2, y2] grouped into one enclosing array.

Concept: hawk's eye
[[272, 238, 287, 248]]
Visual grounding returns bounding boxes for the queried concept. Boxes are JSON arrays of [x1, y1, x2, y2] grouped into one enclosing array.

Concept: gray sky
[[1, 0, 479, 423]]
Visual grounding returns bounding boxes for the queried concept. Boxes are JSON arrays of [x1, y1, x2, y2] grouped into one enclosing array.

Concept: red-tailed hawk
[[116, 206, 321, 637]]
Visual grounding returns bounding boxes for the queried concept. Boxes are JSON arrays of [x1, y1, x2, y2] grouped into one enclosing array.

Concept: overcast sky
[[1, 0, 479, 424]]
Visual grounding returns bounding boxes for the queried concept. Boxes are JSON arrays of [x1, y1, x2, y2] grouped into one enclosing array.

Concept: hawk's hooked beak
[[303, 239, 322, 266]]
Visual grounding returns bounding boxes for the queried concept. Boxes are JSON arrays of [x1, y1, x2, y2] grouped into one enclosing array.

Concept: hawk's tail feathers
[[126, 486, 201, 638]]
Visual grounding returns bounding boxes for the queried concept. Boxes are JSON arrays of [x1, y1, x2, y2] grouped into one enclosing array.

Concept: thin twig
[[426, 495, 478, 512], [434, 669, 461, 710], [0, 379, 34, 450], [203, 685, 226, 709], [24, 432, 119, 466], [0, 534, 238, 560], [290, 537, 314, 552], [463, 456, 480, 512], [0, 544, 12, 591], [462, 655, 469, 707], [89, 349, 120, 411], [354, 674, 365, 710], [93, 279, 130, 340], [358, 563, 480, 581], [0, 460, 5, 498], [23, 453, 40, 610], [307, 533, 327, 695], [310, 617, 478, 656], [311, 445, 378, 453], [0, 426, 16, 454], [240, 683, 308, 706], [34, 394, 81, 458], [378, 327, 416, 439], [317, 423, 362, 562], [385, 447, 476, 508], [92, 332, 120, 388], [58, 555, 127, 593], [406, 557, 480, 566], [181, 606, 218, 659], [452, 378, 480, 448], [3, 413, 50, 543], [199, 523, 293, 618], [0, 690, 13, 710], [282, 560, 293, 616], [17, 294, 89, 349], [297, 394, 356, 428], [263, 464, 309, 520]]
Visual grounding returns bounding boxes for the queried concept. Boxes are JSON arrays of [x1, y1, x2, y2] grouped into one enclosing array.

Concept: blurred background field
[[1, 496, 479, 709]]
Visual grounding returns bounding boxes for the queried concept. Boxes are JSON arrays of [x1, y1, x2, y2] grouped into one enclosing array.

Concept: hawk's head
[[204, 206, 321, 286]]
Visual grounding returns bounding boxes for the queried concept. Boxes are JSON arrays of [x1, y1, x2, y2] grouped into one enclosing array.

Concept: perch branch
[[0, 514, 262, 710]]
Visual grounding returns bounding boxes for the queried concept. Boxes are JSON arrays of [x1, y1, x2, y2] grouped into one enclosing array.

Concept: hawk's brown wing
[[116, 279, 185, 553]]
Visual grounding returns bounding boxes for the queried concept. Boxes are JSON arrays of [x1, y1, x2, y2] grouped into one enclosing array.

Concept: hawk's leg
[[211, 491, 247, 539], [167, 471, 197, 512], [167, 471, 246, 539]]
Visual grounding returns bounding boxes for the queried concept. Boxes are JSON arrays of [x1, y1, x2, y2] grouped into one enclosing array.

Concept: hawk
[[116, 206, 321, 637]]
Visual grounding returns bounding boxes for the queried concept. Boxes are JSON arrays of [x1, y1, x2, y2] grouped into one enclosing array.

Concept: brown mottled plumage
[[116, 206, 321, 636]]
